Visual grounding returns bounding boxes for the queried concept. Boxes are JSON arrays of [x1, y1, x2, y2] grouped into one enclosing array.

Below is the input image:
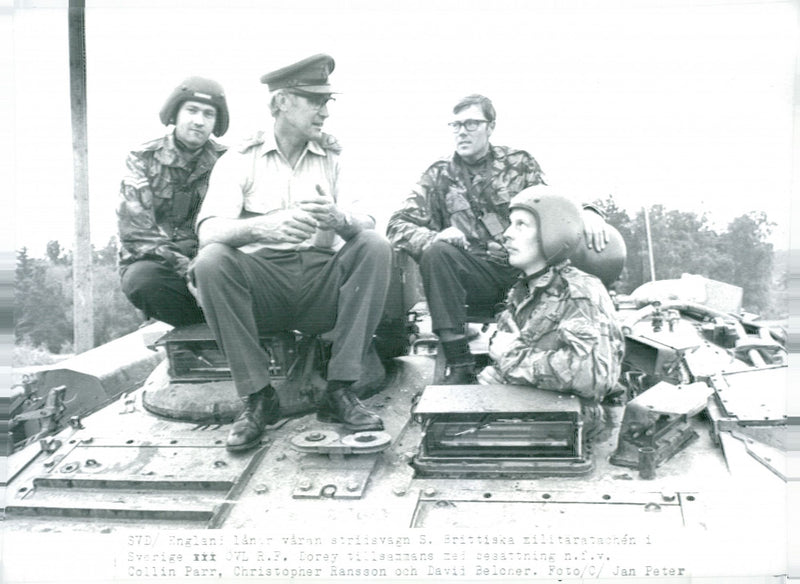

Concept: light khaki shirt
[[196, 129, 344, 254]]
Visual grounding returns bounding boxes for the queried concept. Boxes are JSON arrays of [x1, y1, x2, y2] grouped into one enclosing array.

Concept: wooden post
[[68, 0, 94, 352]]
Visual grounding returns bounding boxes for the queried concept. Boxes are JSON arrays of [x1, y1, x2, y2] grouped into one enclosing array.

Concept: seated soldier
[[386, 94, 610, 384], [477, 189, 625, 435], [118, 76, 229, 326]]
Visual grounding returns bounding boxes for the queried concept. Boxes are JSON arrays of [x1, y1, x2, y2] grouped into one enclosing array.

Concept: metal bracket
[[289, 430, 390, 499], [290, 430, 392, 455], [11, 386, 67, 425], [610, 381, 709, 470], [292, 457, 380, 500]]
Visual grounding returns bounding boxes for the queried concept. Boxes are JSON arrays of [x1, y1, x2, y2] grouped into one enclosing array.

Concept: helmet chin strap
[[522, 261, 548, 278]]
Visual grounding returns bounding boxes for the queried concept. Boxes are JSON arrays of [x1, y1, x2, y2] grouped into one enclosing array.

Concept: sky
[[9, 0, 797, 257]]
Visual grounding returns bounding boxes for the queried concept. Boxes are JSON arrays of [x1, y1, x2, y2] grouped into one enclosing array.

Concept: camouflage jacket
[[117, 132, 227, 277], [488, 261, 625, 403], [386, 145, 545, 262]]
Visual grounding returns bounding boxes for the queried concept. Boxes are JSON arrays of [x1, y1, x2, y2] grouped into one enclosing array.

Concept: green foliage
[[15, 237, 143, 354], [15, 247, 73, 353], [13, 340, 73, 367], [92, 258, 142, 345], [13, 206, 788, 357], [602, 198, 782, 316], [718, 212, 775, 314]]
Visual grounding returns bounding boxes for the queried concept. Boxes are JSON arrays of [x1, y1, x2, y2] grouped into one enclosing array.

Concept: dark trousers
[[419, 241, 519, 334], [120, 260, 204, 327], [192, 231, 393, 397]]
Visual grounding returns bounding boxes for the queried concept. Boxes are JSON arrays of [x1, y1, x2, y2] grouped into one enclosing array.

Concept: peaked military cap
[[260, 54, 336, 94]]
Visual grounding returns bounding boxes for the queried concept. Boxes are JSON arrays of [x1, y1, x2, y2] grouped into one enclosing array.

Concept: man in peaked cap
[[191, 54, 392, 451], [118, 76, 229, 327]]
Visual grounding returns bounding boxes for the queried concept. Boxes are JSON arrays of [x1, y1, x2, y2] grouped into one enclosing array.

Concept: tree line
[[602, 198, 784, 316], [15, 237, 142, 354], [14, 201, 786, 356]]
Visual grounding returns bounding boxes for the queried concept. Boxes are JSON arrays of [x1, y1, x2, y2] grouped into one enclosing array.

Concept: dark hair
[[453, 94, 496, 123]]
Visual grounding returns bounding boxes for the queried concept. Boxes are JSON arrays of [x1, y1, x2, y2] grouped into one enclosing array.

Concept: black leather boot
[[226, 385, 281, 451], [442, 363, 476, 385], [440, 338, 476, 384], [317, 381, 384, 432]]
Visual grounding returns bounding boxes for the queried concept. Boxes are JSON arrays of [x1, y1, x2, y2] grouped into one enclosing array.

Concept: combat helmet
[[159, 76, 229, 137], [509, 187, 627, 285], [508, 188, 583, 265]]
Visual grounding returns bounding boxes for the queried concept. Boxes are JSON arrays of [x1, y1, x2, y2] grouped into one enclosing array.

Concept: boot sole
[[226, 436, 264, 452]]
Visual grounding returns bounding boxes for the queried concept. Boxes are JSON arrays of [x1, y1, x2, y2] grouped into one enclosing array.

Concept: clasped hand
[[433, 228, 508, 261], [477, 326, 519, 385], [251, 185, 344, 244], [433, 226, 468, 248]]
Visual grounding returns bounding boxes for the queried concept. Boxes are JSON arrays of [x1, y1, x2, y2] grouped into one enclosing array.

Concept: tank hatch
[[411, 384, 592, 477]]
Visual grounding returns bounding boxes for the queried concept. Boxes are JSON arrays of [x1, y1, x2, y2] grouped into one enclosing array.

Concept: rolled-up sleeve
[[195, 151, 246, 230]]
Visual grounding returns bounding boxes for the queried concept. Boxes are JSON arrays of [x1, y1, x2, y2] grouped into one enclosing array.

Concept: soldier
[[477, 189, 625, 434], [191, 54, 392, 451], [387, 94, 609, 384], [117, 77, 229, 326]]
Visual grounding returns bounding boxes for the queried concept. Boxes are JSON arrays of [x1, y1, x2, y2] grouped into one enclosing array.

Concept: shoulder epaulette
[[492, 144, 532, 160], [207, 138, 228, 154], [130, 135, 167, 156], [561, 264, 604, 300], [316, 132, 343, 154], [424, 153, 453, 173], [237, 131, 267, 154]]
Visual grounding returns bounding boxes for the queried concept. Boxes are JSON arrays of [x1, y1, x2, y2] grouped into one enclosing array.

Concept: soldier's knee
[[420, 240, 457, 272], [120, 261, 169, 298], [358, 230, 392, 260], [192, 243, 237, 282]]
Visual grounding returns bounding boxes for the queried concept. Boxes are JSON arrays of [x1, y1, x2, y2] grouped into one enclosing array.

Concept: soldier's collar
[[258, 130, 326, 158], [519, 265, 552, 290], [527, 260, 572, 293], [156, 132, 204, 166], [454, 148, 493, 169], [521, 265, 550, 283]]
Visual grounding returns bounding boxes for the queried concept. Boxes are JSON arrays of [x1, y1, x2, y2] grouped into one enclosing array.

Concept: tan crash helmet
[[159, 76, 230, 137], [508, 188, 627, 285], [508, 188, 583, 265]]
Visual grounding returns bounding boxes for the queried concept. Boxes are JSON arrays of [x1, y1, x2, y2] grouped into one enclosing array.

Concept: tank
[[3, 273, 789, 582]]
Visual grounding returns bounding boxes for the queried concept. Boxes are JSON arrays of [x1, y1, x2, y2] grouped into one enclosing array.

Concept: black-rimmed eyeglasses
[[448, 119, 489, 132]]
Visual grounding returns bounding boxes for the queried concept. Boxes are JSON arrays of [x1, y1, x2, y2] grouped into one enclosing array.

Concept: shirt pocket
[[242, 194, 280, 215], [151, 178, 174, 223], [169, 188, 197, 225], [444, 187, 472, 214], [492, 184, 511, 204], [522, 303, 562, 342], [150, 169, 174, 196]]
